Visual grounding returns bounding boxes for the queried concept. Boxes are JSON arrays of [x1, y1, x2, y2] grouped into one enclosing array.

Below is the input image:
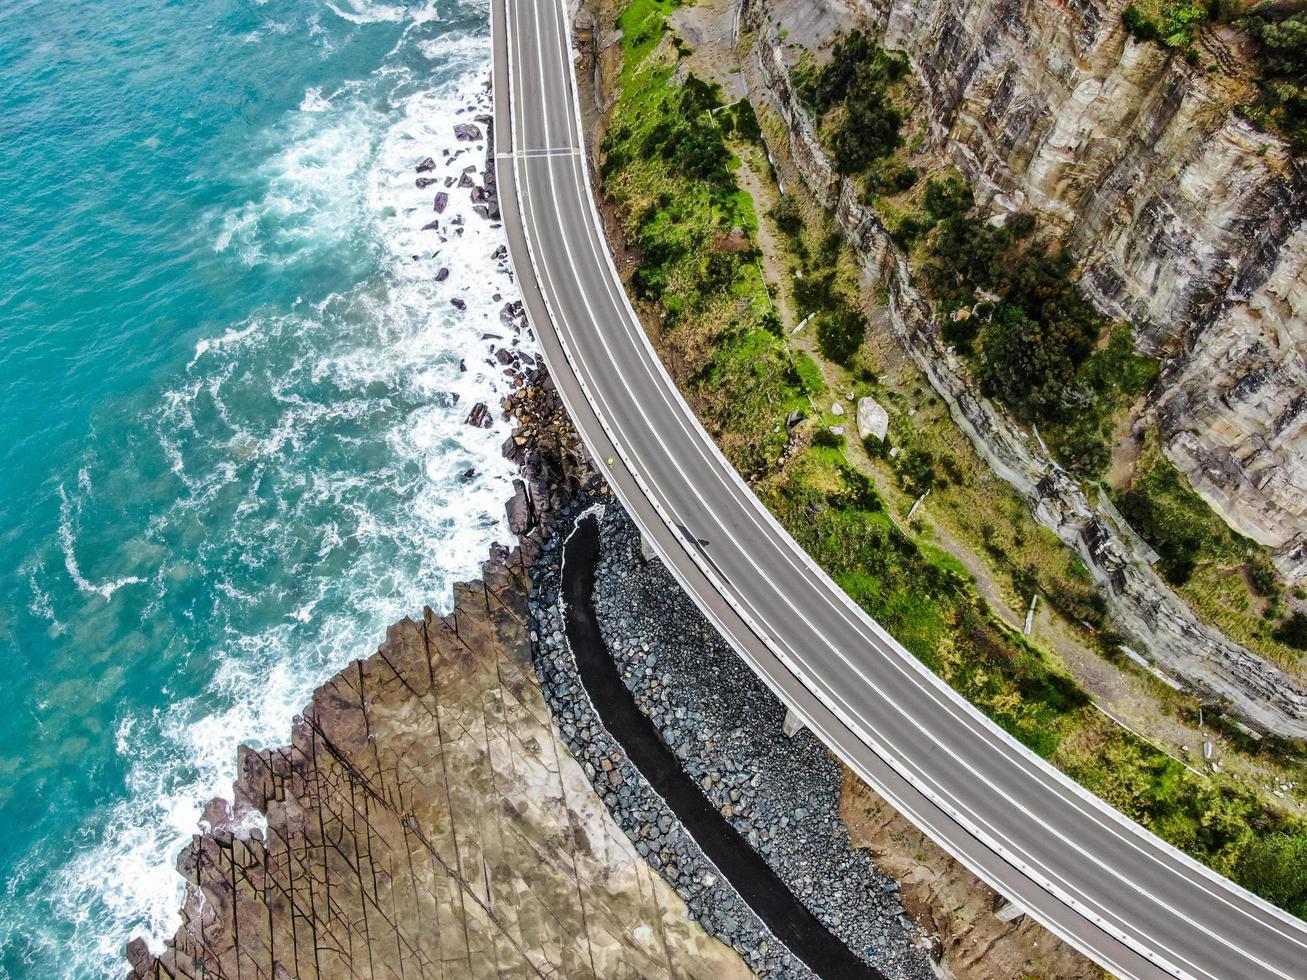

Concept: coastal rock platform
[[125, 552, 750, 980]]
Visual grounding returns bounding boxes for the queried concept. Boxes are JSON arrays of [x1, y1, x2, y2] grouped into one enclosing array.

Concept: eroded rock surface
[[126, 554, 751, 980], [769, 0, 1307, 558]]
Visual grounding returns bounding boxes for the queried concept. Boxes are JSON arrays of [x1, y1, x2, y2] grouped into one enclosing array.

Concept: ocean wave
[[57, 485, 147, 602], [2, 17, 535, 977]]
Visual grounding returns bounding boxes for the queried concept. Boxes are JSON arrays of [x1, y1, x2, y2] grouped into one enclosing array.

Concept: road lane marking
[[496, 147, 580, 159]]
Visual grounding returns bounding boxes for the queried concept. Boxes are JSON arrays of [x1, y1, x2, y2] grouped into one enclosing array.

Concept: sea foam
[[3, 12, 531, 977]]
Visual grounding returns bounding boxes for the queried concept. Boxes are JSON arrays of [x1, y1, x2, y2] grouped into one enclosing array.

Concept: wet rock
[[465, 402, 493, 428], [507, 479, 534, 534], [415, 156, 436, 173], [416, 176, 439, 189], [453, 122, 482, 142], [434, 191, 449, 213]]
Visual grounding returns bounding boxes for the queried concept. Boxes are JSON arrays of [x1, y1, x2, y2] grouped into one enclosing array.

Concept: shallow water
[[0, 1, 522, 974]]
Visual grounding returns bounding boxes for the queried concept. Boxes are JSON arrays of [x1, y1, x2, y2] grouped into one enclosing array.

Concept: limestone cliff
[[772, 0, 1307, 574]]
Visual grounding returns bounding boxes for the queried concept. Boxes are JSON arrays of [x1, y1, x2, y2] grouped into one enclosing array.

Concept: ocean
[[0, 0, 525, 974]]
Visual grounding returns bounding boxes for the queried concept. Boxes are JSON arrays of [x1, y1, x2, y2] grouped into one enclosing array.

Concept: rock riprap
[[530, 498, 941, 980], [126, 550, 751, 980]]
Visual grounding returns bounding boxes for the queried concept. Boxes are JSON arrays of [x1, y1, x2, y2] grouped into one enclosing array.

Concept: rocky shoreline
[[126, 59, 1103, 980]]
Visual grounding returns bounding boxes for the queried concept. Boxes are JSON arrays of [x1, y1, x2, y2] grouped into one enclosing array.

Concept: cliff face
[[816, 0, 1307, 568], [742, 0, 1307, 736]]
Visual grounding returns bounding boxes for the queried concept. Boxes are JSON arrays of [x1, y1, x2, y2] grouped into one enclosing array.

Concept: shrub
[[1116, 484, 1202, 586], [1276, 611, 1307, 651], [1006, 211, 1037, 238], [977, 303, 1091, 422], [1245, 11, 1307, 152], [1123, 4, 1161, 41], [923, 173, 974, 223], [812, 426, 845, 448], [816, 308, 867, 364], [798, 30, 910, 176], [1237, 832, 1307, 918], [895, 447, 936, 496]]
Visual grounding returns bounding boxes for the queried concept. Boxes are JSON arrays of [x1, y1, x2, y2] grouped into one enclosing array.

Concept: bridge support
[[995, 900, 1025, 923], [639, 530, 655, 562], [782, 708, 805, 738]]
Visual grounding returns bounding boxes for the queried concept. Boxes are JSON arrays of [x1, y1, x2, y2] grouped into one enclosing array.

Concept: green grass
[[1115, 451, 1264, 587], [1122, 0, 1211, 48], [793, 351, 826, 395]]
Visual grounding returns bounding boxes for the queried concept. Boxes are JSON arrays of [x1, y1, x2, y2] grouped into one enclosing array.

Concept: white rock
[[856, 396, 889, 442], [830, 402, 845, 416]]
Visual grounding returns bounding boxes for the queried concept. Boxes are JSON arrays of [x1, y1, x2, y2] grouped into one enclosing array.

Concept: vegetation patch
[[1109, 442, 1303, 668], [1244, 9, 1307, 153], [601, 0, 798, 475], [909, 176, 1158, 478], [1121, 1, 1307, 152], [794, 31, 910, 177]]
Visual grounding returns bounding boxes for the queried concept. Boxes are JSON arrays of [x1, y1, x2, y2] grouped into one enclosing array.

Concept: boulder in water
[[465, 402, 493, 428]]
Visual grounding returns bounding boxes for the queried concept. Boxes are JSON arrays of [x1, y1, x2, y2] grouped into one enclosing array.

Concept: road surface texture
[[490, 0, 1307, 976]]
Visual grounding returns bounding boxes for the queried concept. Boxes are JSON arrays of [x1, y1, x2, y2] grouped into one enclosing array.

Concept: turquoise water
[[0, 1, 524, 974]]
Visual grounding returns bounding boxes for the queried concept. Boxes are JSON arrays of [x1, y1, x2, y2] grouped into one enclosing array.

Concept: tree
[[1276, 611, 1307, 651], [1237, 832, 1307, 917], [816, 308, 867, 364], [977, 303, 1077, 421]]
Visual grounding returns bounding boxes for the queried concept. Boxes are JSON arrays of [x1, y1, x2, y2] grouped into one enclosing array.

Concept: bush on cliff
[[1245, 10, 1307, 153], [816, 308, 867, 364], [797, 30, 909, 176], [918, 177, 1154, 478]]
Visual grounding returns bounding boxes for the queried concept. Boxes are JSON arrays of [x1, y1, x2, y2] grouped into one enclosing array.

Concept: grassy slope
[[598, 0, 1307, 918]]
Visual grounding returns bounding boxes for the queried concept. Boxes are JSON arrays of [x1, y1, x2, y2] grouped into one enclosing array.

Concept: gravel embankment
[[529, 496, 938, 980]]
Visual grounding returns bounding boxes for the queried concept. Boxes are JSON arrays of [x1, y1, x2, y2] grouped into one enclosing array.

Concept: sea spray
[[0, 2, 527, 976]]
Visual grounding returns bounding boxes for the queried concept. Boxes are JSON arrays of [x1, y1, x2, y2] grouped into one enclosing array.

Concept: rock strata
[[742, 0, 1307, 737], [125, 357, 756, 979], [770, 0, 1307, 556], [126, 552, 748, 980]]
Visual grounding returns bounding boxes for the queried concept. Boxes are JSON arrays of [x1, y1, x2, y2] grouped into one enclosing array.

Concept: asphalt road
[[489, 0, 1307, 976]]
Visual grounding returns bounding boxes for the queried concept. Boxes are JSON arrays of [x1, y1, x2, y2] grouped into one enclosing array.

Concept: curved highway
[[489, 0, 1307, 976]]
